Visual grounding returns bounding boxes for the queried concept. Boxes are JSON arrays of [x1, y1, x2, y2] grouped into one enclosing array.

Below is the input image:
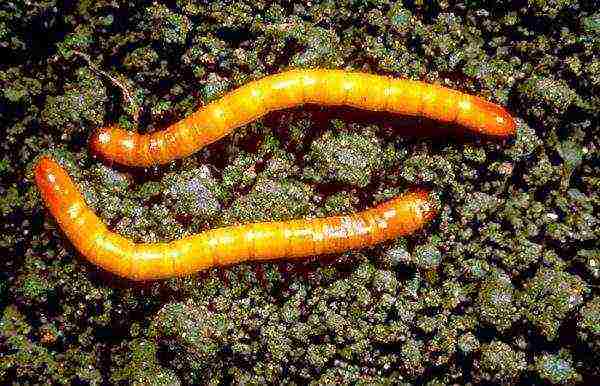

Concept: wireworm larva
[[90, 69, 516, 167], [35, 156, 437, 280]]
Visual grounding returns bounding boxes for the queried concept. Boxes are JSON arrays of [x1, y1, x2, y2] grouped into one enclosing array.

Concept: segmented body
[[90, 69, 516, 167], [35, 156, 436, 280]]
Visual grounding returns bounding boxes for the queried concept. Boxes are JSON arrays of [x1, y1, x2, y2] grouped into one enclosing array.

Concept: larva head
[[89, 125, 114, 160], [471, 99, 517, 137], [89, 125, 138, 166], [34, 156, 72, 212], [34, 156, 55, 193], [379, 188, 438, 236]]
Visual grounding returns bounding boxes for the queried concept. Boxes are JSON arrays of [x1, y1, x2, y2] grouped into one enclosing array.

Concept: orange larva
[[34, 156, 436, 281], [90, 69, 516, 167]]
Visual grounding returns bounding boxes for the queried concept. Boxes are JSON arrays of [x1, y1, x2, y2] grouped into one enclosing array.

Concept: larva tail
[[459, 97, 517, 137]]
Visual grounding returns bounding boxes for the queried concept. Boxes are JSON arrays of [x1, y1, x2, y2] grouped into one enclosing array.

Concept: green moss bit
[[464, 58, 515, 102], [0, 157, 10, 175], [147, 3, 191, 46], [519, 268, 589, 340], [56, 25, 94, 60], [500, 191, 542, 239], [307, 343, 336, 369], [0, 185, 24, 217], [153, 300, 230, 359], [523, 151, 559, 186], [111, 339, 180, 385], [423, 313, 473, 366], [578, 296, 600, 337], [459, 191, 503, 223], [462, 144, 487, 163], [457, 332, 479, 354], [412, 244, 442, 270], [0, 305, 100, 382], [305, 130, 386, 188], [535, 350, 581, 384], [149, 99, 173, 121], [221, 152, 260, 190], [289, 24, 343, 67], [400, 338, 425, 378], [527, 0, 580, 17], [506, 123, 541, 160], [479, 222, 507, 246], [15, 273, 53, 303], [400, 153, 457, 191], [477, 271, 519, 331], [162, 166, 225, 219], [557, 140, 584, 187], [0, 6, 27, 51], [90, 179, 186, 243], [1, 67, 42, 103], [372, 269, 399, 295], [577, 250, 600, 279], [479, 341, 527, 382], [319, 191, 358, 217], [202, 72, 230, 101], [518, 75, 582, 115], [89, 164, 131, 194], [387, 4, 413, 33], [586, 59, 600, 86], [41, 67, 107, 133], [545, 189, 598, 244], [182, 35, 227, 79], [461, 258, 491, 281], [262, 151, 299, 180], [502, 237, 543, 271], [123, 46, 160, 71], [379, 240, 411, 268], [416, 313, 446, 335], [582, 12, 600, 33], [227, 177, 314, 223], [541, 249, 568, 271]]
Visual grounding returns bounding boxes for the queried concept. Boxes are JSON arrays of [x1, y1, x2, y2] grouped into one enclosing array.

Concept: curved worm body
[[90, 69, 516, 167], [35, 156, 436, 281]]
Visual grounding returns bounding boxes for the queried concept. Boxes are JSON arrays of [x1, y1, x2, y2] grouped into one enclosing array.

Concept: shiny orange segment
[[34, 156, 437, 281], [89, 69, 517, 167]]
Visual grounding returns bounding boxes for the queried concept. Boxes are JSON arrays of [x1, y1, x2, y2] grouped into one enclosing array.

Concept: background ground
[[1, 0, 599, 384]]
